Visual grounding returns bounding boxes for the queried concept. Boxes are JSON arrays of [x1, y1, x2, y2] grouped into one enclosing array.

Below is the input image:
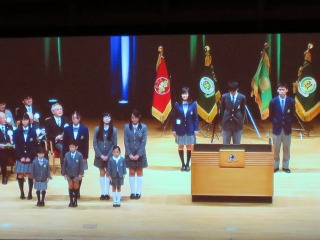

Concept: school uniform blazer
[[62, 151, 84, 177], [108, 157, 126, 178], [62, 124, 89, 159], [13, 127, 37, 161], [45, 116, 70, 143], [269, 96, 295, 135], [220, 92, 246, 131], [124, 123, 147, 156], [31, 158, 51, 181], [93, 126, 118, 160], [172, 101, 199, 136]]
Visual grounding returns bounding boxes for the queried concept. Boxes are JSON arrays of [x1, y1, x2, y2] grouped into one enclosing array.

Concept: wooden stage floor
[[0, 118, 320, 240]]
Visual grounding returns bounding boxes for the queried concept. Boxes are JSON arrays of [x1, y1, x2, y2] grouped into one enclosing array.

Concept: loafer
[[117, 203, 121, 207], [27, 194, 32, 200], [40, 202, 45, 207], [68, 202, 74, 207], [185, 166, 190, 172], [282, 168, 291, 173], [105, 195, 110, 200], [274, 168, 279, 173], [2, 177, 8, 185], [181, 165, 186, 172], [130, 193, 136, 199], [113, 203, 117, 207], [100, 195, 106, 200], [36, 202, 40, 206], [20, 193, 25, 200], [135, 194, 141, 199]]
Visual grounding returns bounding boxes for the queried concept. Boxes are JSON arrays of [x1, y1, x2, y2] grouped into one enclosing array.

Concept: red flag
[[152, 46, 172, 123]]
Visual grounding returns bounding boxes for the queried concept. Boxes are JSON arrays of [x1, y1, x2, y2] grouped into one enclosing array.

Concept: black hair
[[68, 140, 78, 147], [97, 112, 114, 141], [36, 146, 46, 154], [113, 145, 121, 152], [228, 81, 238, 91], [277, 82, 288, 89]]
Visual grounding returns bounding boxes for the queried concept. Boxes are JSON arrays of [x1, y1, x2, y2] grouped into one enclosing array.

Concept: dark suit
[[220, 92, 246, 144], [62, 124, 89, 159], [45, 116, 70, 165], [16, 104, 42, 130], [269, 96, 295, 170], [172, 101, 199, 136], [0, 124, 14, 179]]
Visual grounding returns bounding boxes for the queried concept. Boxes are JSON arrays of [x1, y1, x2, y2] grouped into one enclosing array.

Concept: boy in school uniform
[[108, 146, 126, 207], [62, 140, 84, 208], [31, 147, 51, 207]]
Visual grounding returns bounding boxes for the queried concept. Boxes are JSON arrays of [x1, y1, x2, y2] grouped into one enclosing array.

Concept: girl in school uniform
[[172, 86, 199, 172], [31, 146, 51, 207], [124, 109, 148, 200], [108, 146, 126, 207], [13, 113, 38, 199], [93, 112, 117, 200], [62, 140, 84, 208]]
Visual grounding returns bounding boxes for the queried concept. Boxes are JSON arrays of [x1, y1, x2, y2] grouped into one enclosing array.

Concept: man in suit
[[45, 103, 70, 168], [269, 82, 295, 173], [220, 81, 246, 144], [0, 112, 14, 184], [16, 94, 42, 130]]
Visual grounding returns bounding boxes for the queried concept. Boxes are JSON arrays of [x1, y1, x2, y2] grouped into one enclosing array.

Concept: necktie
[[231, 95, 235, 105], [74, 127, 79, 132], [1, 126, 4, 134], [27, 106, 32, 113], [71, 154, 75, 160], [23, 129, 28, 135], [134, 127, 137, 133], [57, 119, 61, 127], [281, 99, 285, 113]]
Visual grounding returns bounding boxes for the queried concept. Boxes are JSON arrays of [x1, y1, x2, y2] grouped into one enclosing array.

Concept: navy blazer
[[269, 96, 295, 135], [45, 116, 70, 143], [62, 124, 89, 159], [220, 92, 246, 131], [13, 127, 38, 161], [172, 101, 199, 136], [108, 156, 126, 178]]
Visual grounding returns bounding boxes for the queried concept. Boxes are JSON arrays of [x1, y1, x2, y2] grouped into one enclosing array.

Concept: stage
[[0, 118, 320, 240]]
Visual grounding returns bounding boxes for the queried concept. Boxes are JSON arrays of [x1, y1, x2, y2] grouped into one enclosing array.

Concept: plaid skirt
[[175, 134, 196, 145], [34, 181, 48, 191], [125, 155, 148, 168], [15, 161, 32, 173], [110, 173, 124, 186]]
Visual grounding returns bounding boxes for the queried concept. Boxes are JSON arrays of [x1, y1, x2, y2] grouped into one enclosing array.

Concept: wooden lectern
[[191, 143, 274, 203]]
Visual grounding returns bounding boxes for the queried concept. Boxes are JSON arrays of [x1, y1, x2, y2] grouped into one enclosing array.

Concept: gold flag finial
[[204, 45, 212, 67], [156, 46, 163, 71]]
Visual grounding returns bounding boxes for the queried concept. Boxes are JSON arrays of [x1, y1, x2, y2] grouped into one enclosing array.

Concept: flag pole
[[244, 105, 261, 139]]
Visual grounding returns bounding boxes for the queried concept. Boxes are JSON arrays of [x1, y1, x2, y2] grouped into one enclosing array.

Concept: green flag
[[293, 43, 320, 122], [251, 44, 272, 120], [196, 45, 221, 123]]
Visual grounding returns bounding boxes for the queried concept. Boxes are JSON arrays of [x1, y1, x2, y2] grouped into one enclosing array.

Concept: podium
[[191, 143, 274, 203]]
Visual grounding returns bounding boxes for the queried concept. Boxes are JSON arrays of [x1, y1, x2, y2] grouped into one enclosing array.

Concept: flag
[[293, 43, 320, 122], [196, 45, 221, 123], [251, 43, 272, 120], [152, 46, 172, 123]]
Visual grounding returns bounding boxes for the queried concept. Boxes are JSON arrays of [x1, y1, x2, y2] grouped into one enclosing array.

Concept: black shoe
[[69, 202, 74, 207], [185, 166, 190, 172], [117, 203, 121, 207], [36, 202, 40, 206], [113, 203, 117, 207], [27, 193, 32, 200], [100, 195, 106, 200], [20, 193, 25, 199], [77, 193, 80, 199], [130, 193, 136, 199], [2, 176, 7, 185], [274, 168, 279, 173], [40, 202, 45, 207], [74, 201, 78, 207], [181, 165, 186, 172], [135, 194, 141, 199], [282, 168, 291, 173], [105, 195, 110, 200]]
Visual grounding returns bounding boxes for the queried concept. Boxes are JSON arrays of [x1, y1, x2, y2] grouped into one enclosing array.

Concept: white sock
[[105, 177, 110, 195], [137, 176, 143, 194], [99, 176, 106, 195], [116, 192, 122, 203], [129, 176, 136, 194], [112, 191, 117, 203]]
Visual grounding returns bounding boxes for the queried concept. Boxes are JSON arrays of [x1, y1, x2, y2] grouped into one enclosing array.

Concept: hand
[[33, 179, 36, 184], [109, 176, 112, 183], [26, 158, 31, 163], [84, 159, 87, 163], [194, 131, 199, 136], [129, 154, 135, 160], [21, 157, 26, 163], [134, 155, 139, 161], [78, 175, 83, 181], [172, 132, 176, 138]]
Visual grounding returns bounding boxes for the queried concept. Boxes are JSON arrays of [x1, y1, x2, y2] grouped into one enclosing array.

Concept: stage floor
[[1, 118, 320, 240]]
